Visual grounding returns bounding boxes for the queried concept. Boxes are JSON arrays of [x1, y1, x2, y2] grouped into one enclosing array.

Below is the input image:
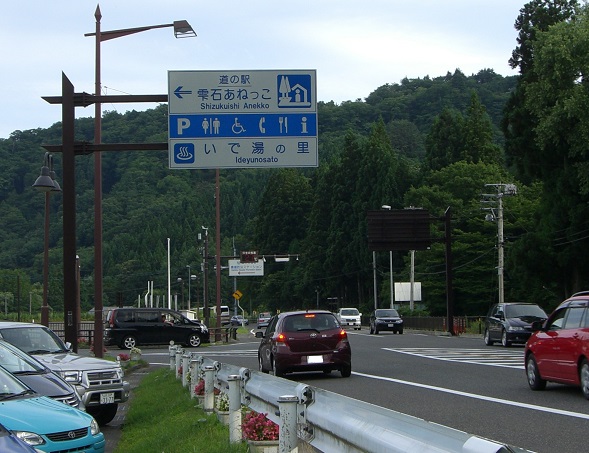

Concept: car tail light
[[339, 329, 348, 339], [276, 333, 287, 343]]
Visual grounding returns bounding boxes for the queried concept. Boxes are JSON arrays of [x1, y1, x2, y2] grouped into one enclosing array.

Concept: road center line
[[352, 371, 589, 420]]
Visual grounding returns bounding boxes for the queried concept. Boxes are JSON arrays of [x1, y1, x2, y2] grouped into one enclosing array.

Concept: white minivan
[[336, 308, 362, 330]]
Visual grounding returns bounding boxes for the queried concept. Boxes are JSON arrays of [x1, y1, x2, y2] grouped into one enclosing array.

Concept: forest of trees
[[1, 0, 589, 320]]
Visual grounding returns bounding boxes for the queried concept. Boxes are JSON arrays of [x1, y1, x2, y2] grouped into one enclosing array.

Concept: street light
[[186, 265, 191, 311], [32, 152, 61, 326], [84, 5, 196, 358]]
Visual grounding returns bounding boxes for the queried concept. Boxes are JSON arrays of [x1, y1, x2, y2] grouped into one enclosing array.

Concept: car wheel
[[398, 328, 403, 334], [271, 357, 284, 377], [374, 326, 379, 335], [186, 334, 202, 348], [122, 335, 137, 349], [526, 354, 546, 391], [258, 355, 268, 373], [88, 403, 118, 426], [501, 329, 511, 347], [369, 324, 374, 334], [340, 364, 352, 378], [580, 360, 589, 400], [484, 329, 494, 346]]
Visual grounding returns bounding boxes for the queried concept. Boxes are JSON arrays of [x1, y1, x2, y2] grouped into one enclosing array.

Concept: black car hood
[[13, 370, 74, 398], [508, 316, 545, 327]]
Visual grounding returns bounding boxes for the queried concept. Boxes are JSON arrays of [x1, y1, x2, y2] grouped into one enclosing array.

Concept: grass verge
[[113, 368, 248, 453]]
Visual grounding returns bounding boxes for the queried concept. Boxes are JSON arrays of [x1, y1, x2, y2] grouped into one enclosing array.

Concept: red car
[[525, 291, 589, 398], [256, 310, 352, 378]]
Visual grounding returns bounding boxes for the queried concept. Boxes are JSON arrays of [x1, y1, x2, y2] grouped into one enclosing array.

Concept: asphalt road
[[130, 329, 589, 453]]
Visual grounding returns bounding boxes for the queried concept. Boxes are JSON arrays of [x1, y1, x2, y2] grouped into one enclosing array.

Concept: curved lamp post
[[33, 152, 61, 326], [84, 5, 196, 357]]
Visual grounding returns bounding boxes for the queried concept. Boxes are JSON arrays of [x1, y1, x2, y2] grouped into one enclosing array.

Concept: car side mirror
[[255, 331, 264, 338]]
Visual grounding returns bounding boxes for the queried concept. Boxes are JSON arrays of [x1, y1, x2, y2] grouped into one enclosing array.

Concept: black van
[[104, 308, 210, 349]]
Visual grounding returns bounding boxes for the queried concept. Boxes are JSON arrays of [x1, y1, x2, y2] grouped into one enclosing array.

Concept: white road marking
[[384, 347, 525, 369], [352, 371, 589, 420]]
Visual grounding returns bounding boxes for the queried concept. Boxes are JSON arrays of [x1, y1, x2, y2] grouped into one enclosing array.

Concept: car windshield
[[341, 309, 359, 316], [375, 309, 399, 317], [0, 365, 31, 397], [282, 313, 338, 333], [504, 304, 546, 319], [0, 327, 66, 354], [0, 342, 42, 374]]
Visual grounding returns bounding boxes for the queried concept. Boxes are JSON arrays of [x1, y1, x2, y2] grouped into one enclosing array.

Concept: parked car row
[[0, 322, 110, 452]]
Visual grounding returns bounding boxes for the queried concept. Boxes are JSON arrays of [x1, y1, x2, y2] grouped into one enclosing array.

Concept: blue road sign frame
[[168, 69, 317, 169]]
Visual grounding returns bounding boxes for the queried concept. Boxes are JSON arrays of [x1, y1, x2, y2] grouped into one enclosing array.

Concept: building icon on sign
[[278, 75, 311, 108]]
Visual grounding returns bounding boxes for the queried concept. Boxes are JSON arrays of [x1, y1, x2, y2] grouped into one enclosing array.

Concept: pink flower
[[194, 380, 220, 396], [242, 411, 279, 441]]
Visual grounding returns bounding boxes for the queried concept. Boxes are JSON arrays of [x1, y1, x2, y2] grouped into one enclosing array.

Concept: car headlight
[[90, 418, 100, 435], [201, 325, 208, 333], [60, 370, 82, 384], [14, 431, 45, 446]]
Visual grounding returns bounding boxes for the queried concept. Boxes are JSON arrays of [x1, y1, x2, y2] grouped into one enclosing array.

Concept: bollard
[[203, 365, 215, 413], [175, 347, 183, 379], [168, 344, 177, 371], [227, 374, 242, 444], [181, 352, 190, 387], [278, 395, 299, 453]]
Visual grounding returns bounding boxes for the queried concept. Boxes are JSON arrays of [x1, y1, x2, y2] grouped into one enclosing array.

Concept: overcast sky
[[0, 1, 526, 139]]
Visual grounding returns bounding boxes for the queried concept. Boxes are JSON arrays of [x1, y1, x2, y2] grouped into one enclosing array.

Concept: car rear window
[[282, 314, 338, 333]]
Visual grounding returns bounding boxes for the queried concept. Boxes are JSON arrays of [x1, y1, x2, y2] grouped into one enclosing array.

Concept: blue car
[[0, 365, 105, 452]]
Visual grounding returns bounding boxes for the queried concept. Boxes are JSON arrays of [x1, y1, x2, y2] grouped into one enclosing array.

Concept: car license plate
[[100, 392, 115, 404], [388, 323, 395, 327], [308, 355, 323, 364]]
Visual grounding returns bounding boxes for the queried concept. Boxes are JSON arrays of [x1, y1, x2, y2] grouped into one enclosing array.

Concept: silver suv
[[0, 321, 130, 425]]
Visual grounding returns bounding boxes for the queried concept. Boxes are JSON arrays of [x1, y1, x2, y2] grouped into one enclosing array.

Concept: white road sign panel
[[168, 69, 317, 169], [228, 259, 264, 276]]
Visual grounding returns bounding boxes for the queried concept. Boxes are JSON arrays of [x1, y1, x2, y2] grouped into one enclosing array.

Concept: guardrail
[[169, 345, 531, 453]]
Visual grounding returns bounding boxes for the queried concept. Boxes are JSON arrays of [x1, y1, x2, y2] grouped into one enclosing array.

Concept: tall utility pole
[[482, 184, 517, 305]]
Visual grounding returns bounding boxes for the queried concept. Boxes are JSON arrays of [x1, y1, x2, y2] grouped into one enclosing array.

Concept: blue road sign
[[168, 70, 317, 169]]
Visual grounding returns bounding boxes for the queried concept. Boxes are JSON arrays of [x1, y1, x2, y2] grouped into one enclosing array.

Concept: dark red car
[[525, 291, 589, 398], [256, 310, 352, 378]]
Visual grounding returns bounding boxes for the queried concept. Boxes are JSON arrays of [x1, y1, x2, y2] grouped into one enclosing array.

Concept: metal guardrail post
[[203, 365, 215, 413], [168, 344, 177, 370], [278, 395, 299, 453], [181, 352, 190, 387], [175, 347, 183, 379], [227, 374, 242, 443]]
